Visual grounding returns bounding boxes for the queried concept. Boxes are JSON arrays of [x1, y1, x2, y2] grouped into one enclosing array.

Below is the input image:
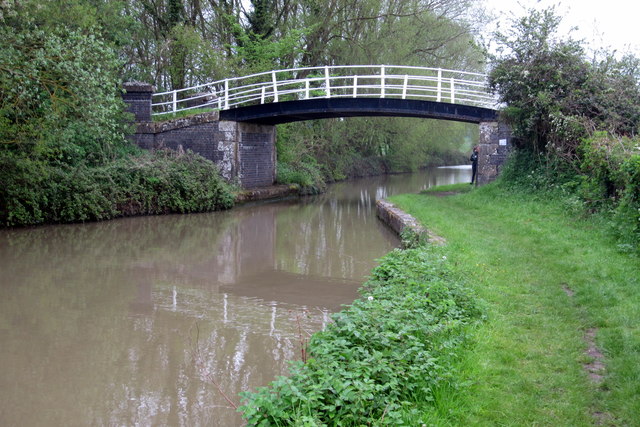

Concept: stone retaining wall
[[376, 199, 445, 245], [235, 184, 301, 204]]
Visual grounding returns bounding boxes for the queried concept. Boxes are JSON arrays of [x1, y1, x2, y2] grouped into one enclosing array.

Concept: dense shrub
[[612, 154, 640, 247], [324, 151, 388, 180], [0, 150, 235, 226], [577, 133, 630, 208], [240, 246, 483, 425], [276, 158, 326, 195], [489, 7, 640, 158], [489, 7, 640, 251], [0, 26, 132, 165], [0, 154, 51, 226]]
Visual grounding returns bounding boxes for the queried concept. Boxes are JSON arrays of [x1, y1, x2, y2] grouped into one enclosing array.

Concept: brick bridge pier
[[122, 82, 510, 189]]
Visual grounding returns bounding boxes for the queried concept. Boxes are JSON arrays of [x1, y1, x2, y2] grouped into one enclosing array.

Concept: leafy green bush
[[613, 154, 640, 247], [577, 132, 627, 208], [0, 154, 50, 226], [276, 159, 326, 194], [240, 246, 483, 425], [0, 26, 132, 166], [324, 150, 388, 180], [0, 150, 234, 226]]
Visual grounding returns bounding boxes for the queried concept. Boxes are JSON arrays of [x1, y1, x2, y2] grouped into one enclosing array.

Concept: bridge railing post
[[172, 91, 177, 113], [324, 66, 331, 98], [402, 75, 408, 99], [450, 77, 455, 103], [224, 79, 229, 109], [353, 75, 358, 97], [305, 79, 310, 99], [271, 71, 278, 102], [381, 65, 386, 98], [436, 69, 442, 102], [122, 82, 153, 122]]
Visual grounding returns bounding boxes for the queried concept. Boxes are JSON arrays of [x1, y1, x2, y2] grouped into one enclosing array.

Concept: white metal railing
[[151, 65, 498, 116]]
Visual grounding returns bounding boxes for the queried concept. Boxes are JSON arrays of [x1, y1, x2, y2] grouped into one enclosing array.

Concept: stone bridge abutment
[[478, 120, 512, 185], [123, 82, 276, 189]]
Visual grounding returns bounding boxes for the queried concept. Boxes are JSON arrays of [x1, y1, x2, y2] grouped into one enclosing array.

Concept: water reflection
[[0, 167, 469, 426]]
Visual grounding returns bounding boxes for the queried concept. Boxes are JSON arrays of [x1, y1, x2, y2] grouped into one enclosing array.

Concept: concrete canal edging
[[376, 199, 446, 245], [235, 184, 301, 203]]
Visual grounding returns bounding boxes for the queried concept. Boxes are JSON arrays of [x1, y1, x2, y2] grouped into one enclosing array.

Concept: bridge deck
[[219, 98, 498, 125]]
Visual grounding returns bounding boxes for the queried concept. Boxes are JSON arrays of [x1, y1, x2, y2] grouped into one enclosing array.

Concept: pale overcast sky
[[483, 0, 640, 56]]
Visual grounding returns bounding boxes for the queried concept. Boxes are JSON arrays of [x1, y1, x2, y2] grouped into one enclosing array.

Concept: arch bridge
[[123, 65, 510, 188], [152, 65, 499, 123]]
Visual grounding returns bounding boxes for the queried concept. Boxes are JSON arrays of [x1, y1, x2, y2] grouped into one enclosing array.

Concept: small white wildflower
[[367, 296, 374, 301], [442, 255, 447, 260]]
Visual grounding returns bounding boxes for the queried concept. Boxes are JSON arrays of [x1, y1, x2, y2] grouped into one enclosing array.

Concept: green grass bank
[[389, 182, 639, 425]]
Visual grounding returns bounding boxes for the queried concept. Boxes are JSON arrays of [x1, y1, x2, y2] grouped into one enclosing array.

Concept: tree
[[488, 7, 640, 156], [488, 7, 589, 154], [0, 25, 131, 165]]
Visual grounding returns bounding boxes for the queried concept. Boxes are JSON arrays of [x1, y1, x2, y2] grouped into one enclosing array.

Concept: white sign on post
[[499, 139, 507, 146]]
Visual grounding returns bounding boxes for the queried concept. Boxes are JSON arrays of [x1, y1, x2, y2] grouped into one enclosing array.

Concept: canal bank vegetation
[[240, 244, 485, 425], [376, 8, 640, 424], [0, 150, 235, 226]]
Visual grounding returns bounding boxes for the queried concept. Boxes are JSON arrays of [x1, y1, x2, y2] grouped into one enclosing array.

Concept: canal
[[0, 166, 471, 426]]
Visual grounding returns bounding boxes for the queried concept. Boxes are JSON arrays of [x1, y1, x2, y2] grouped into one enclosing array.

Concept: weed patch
[[239, 246, 484, 425]]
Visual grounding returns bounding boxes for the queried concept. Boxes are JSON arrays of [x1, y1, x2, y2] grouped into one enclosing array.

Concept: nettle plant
[[240, 246, 484, 425]]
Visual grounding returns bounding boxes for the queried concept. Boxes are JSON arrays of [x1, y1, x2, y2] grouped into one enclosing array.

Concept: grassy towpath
[[390, 183, 639, 426]]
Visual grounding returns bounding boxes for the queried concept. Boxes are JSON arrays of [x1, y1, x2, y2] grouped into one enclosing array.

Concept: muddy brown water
[[0, 167, 470, 426]]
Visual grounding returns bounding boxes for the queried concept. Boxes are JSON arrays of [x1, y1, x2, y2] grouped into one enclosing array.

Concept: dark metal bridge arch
[[218, 97, 497, 125]]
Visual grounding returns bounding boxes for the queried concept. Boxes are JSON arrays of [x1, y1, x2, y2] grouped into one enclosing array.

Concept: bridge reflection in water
[[0, 167, 470, 426]]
